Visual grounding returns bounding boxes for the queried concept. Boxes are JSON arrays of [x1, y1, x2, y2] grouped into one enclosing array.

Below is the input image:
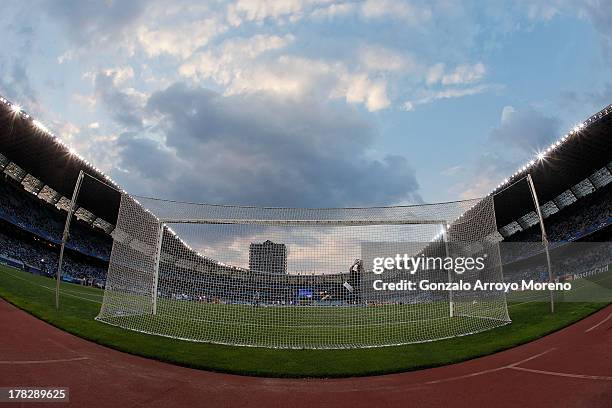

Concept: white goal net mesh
[[96, 195, 510, 348]]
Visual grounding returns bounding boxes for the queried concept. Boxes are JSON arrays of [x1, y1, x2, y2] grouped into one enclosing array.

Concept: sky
[[1, 0, 611, 209]]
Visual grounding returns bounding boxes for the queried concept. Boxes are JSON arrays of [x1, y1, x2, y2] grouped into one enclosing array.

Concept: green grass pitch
[[98, 295, 509, 349]]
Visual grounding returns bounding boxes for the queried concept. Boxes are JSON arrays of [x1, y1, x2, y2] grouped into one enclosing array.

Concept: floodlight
[[10, 104, 22, 114]]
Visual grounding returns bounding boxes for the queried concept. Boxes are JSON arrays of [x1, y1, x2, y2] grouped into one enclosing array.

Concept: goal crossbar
[[159, 218, 448, 226]]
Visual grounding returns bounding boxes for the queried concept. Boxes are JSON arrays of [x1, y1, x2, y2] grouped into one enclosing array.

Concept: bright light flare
[[33, 120, 49, 133], [10, 104, 22, 115]]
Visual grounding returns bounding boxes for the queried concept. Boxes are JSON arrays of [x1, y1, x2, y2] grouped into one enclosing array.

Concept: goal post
[[151, 222, 165, 315], [526, 173, 555, 313], [442, 223, 454, 318], [97, 193, 510, 349]]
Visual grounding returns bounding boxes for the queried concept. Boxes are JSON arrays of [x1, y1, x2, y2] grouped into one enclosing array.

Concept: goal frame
[[97, 192, 511, 349]]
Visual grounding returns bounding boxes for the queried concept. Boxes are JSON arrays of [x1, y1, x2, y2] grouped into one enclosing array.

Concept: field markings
[[423, 346, 612, 385], [423, 365, 507, 385], [0, 357, 89, 365], [585, 312, 612, 333], [506, 348, 556, 367], [508, 366, 612, 381], [424, 348, 555, 385]]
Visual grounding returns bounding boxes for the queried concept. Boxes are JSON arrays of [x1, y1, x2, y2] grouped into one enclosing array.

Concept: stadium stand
[[506, 182, 611, 244], [0, 174, 111, 282], [0, 221, 107, 285], [499, 182, 611, 266], [0, 176, 111, 260]]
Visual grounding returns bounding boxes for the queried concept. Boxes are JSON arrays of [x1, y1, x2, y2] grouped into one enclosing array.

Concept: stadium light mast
[[55, 170, 85, 310], [526, 173, 555, 313]]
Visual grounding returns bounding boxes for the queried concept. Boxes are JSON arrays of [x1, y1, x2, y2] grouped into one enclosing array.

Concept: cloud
[[41, 1, 227, 60], [0, 61, 37, 106], [310, 2, 356, 19], [180, 35, 391, 111], [523, 1, 566, 21], [360, 0, 432, 23], [41, 0, 147, 47], [338, 73, 391, 111], [179, 34, 296, 84], [358, 45, 413, 72], [518, 0, 612, 62], [583, 83, 612, 107], [582, 1, 612, 36], [580, 1, 612, 61], [489, 106, 561, 154], [425, 62, 486, 86], [403, 84, 494, 111], [448, 105, 563, 199], [137, 18, 226, 59], [425, 63, 445, 85], [116, 133, 177, 180], [102, 66, 135, 86], [226, 0, 313, 26], [403, 61, 492, 110], [441, 63, 486, 85], [500, 105, 516, 123], [449, 153, 517, 200], [225, 0, 433, 26], [113, 83, 421, 207], [440, 165, 464, 177], [93, 70, 146, 129]]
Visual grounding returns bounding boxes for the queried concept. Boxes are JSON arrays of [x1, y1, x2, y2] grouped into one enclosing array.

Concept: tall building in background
[[249, 240, 287, 274]]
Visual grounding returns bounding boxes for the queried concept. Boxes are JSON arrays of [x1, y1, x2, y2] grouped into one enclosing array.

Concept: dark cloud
[[489, 107, 561, 155], [114, 83, 421, 207], [94, 71, 143, 129], [40, 0, 146, 46]]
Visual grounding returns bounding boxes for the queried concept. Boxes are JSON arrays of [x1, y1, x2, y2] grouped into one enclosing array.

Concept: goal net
[[96, 195, 510, 348]]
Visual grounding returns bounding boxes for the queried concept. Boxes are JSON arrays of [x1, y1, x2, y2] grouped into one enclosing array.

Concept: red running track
[[0, 299, 611, 408]]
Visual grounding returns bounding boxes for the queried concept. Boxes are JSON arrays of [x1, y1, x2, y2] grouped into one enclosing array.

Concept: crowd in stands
[[0, 178, 111, 260], [0, 176, 110, 284], [0, 225, 107, 284], [507, 184, 611, 244], [501, 183, 611, 264], [503, 238, 612, 284]]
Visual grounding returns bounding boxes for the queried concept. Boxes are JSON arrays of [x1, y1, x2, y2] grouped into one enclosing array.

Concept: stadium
[[0, 88, 611, 405]]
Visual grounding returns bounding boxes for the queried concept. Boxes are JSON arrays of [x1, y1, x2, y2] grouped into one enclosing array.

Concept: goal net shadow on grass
[[96, 195, 511, 349]]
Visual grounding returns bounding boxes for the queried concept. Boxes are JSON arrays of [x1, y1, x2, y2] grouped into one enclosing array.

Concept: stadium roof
[[0, 96, 121, 228], [492, 104, 612, 231], [0, 93, 610, 236]]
